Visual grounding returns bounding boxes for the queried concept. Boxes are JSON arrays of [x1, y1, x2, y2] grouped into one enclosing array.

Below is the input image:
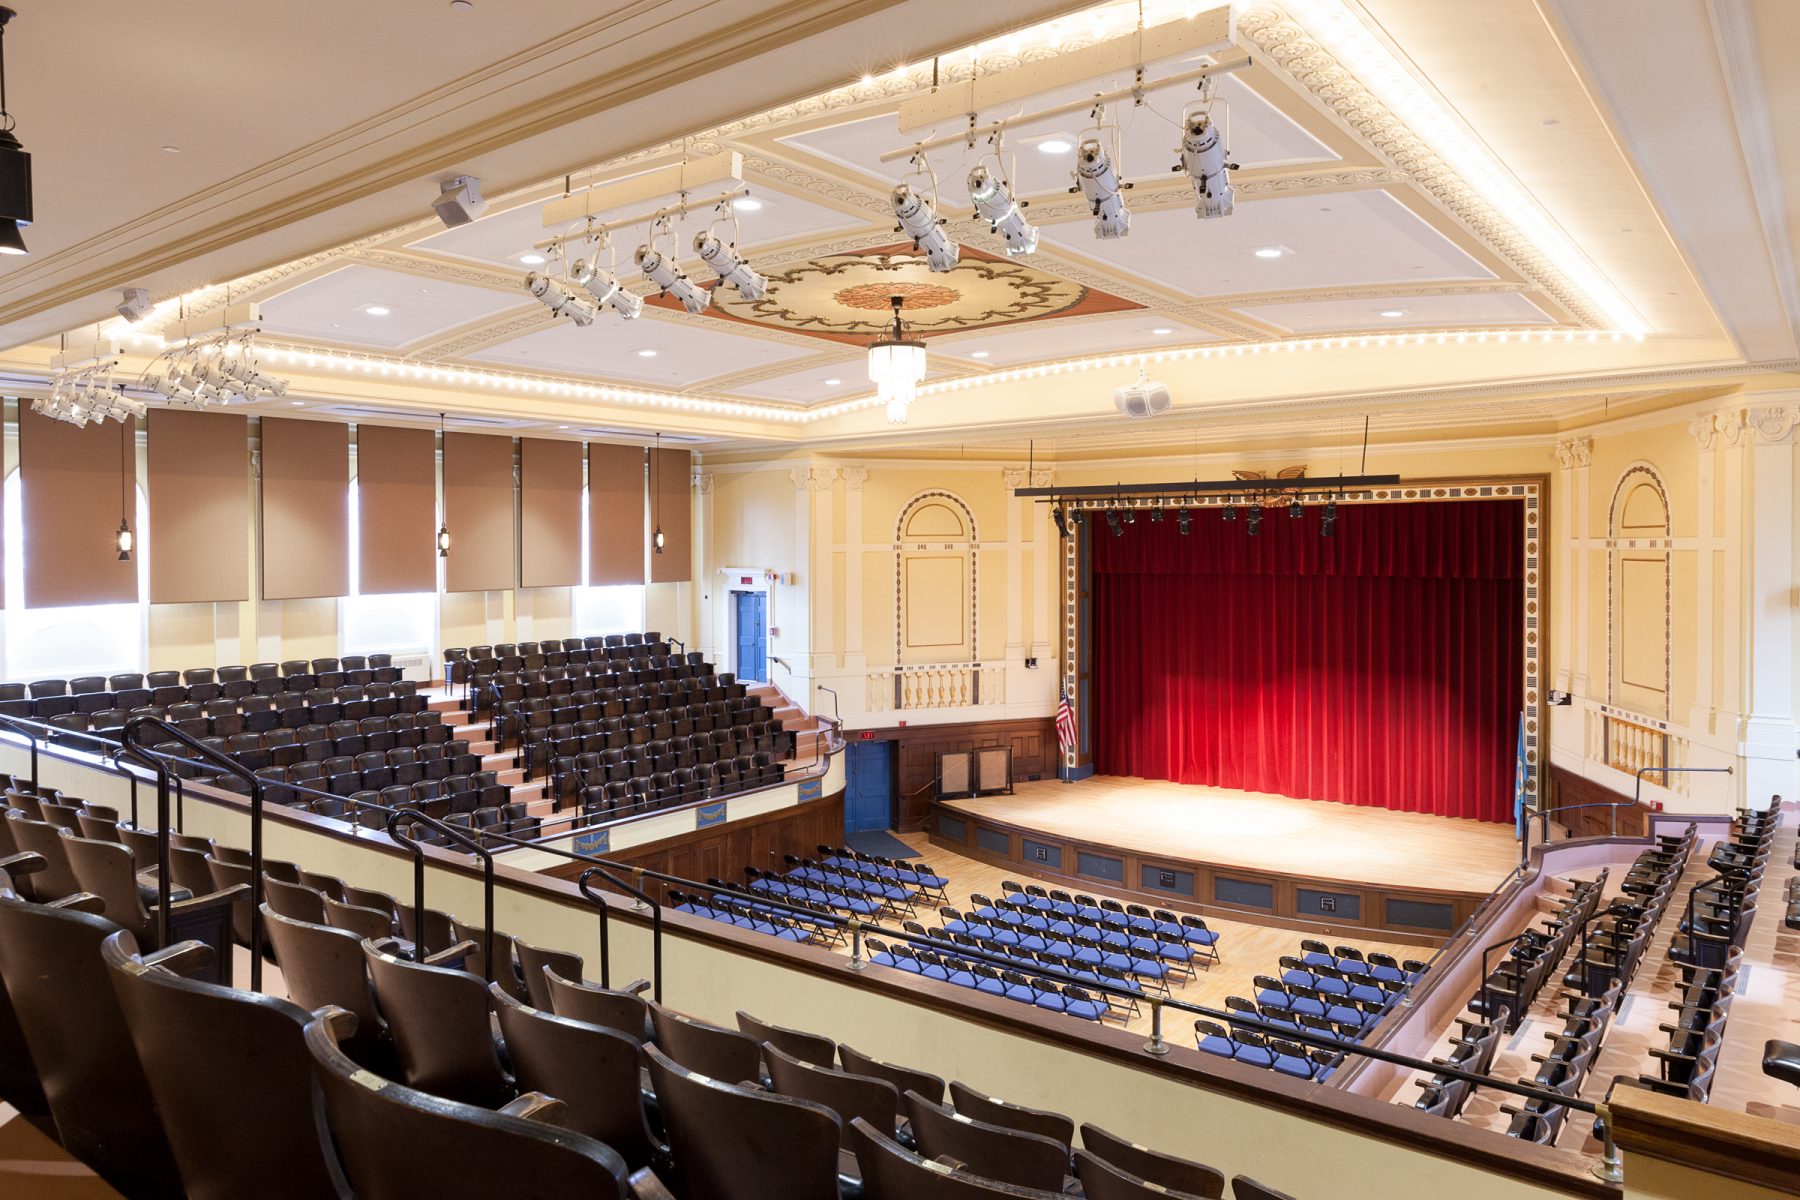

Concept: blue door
[[845, 740, 893, 833], [734, 591, 767, 682]]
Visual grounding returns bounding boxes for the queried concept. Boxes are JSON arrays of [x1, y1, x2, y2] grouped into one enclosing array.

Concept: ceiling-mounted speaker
[[432, 175, 487, 227], [1114, 367, 1172, 419]]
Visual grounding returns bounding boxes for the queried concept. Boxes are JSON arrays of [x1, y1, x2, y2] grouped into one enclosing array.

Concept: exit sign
[[739, 576, 754, 585], [858, 731, 875, 741]]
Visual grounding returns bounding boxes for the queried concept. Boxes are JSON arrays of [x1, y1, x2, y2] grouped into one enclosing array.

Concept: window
[[1, 469, 148, 679], [575, 484, 644, 636], [339, 478, 437, 656]]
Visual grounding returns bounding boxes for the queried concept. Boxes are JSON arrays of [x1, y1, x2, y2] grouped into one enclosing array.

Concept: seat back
[[764, 1042, 899, 1149], [644, 1043, 841, 1200], [265, 876, 328, 924], [1075, 1150, 1215, 1200], [489, 985, 657, 1169], [906, 1090, 1069, 1193], [839, 1041, 947, 1104], [305, 1010, 632, 1200], [650, 1001, 762, 1084], [851, 1117, 1061, 1199], [323, 893, 395, 942], [1078, 1122, 1224, 1198], [951, 1080, 1074, 1146], [737, 1008, 837, 1067], [102, 931, 351, 1199], [363, 942, 512, 1107], [62, 833, 157, 945], [515, 936, 583, 1010], [6, 814, 80, 900], [1230, 1178, 1297, 1200], [0, 895, 184, 1197], [545, 968, 650, 1041], [260, 906, 386, 1050]]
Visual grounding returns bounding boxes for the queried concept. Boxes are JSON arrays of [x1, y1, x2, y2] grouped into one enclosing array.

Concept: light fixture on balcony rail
[[868, 294, 926, 424], [435, 412, 451, 558], [115, 420, 133, 561]]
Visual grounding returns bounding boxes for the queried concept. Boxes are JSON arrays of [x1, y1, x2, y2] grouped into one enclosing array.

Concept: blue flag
[[1512, 714, 1529, 838]]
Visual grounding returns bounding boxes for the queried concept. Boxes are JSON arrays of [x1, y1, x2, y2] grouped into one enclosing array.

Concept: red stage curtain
[[1091, 500, 1522, 822]]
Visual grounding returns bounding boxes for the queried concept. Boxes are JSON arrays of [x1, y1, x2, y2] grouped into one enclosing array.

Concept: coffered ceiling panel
[[1035, 189, 1495, 299], [257, 264, 528, 350], [1234, 291, 1556, 334], [776, 65, 1335, 201], [468, 310, 812, 386]]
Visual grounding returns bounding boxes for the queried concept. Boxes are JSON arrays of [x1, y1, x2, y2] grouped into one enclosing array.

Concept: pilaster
[[1553, 435, 1592, 698]]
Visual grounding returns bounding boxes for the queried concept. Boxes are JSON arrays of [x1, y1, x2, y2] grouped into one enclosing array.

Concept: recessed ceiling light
[[363, 305, 391, 316], [1151, 327, 1174, 335], [291, 400, 304, 406], [1035, 138, 1073, 155], [519, 253, 546, 265], [860, 74, 874, 86], [450, 0, 473, 9], [823, 378, 842, 386], [161, 145, 181, 154], [732, 197, 763, 212], [636, 349, 658, 358], [558, 424, 569, 429], [969, 350, 989, 359], [1379, 309, 1405, 318], [1252, 247, 1286, 259]]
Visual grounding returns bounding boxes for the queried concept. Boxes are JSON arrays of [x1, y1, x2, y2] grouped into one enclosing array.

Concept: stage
[[930, 777, 1523, 942]]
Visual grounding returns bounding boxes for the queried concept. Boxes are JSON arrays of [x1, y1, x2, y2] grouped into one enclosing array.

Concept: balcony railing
[[866, 662, 1004, 711], [1602, 712, 1684, 794]]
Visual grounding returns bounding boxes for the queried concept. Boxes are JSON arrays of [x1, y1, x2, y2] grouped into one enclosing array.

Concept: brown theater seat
[[737, 1008, 837, 1067], [839, 1042, 947, 1104], [260, 905, 392, 1070], [650, 1001, 763, 1084], [515, 935, 585, 1010], [102, 930, 352, 1199], [905, 1090, 1071, 1195], [950, 1080, 1074, 1147], [363, 941, 511, 1107], [764, 1042, 901, 1149], [305, 1008, 661, 1199], [1079, 1122, 1225, 1198], [850, 1117, 1062, 1199], [546, 967, 654, 1042]]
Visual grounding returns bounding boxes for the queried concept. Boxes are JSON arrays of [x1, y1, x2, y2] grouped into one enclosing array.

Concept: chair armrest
[[628, 1167, 678, 1200], [500, 1092, 569, 1126], [0, 850, 46, 878], [623, 978, 653, 995], [161, 883, 250, 914], [424, 939, 479, 967], [142, 940, 216, 976], [1650, 1047, 1697, 1064], [48, 892, 106, 914]]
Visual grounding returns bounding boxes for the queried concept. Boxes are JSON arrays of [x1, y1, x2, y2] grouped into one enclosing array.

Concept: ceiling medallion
[[705, 244, 1132, 343]]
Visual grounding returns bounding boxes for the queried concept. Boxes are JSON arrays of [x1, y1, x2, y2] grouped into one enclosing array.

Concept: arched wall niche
[[1607, 464, 1671, 718], [893, 491, 979, 666]]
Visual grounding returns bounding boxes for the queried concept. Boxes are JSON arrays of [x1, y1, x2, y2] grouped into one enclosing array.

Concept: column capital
[[789, 466, 838, 492], [1748, 404, 1799, 444], [1688, 412, 1720, 449], [1552, 435, 1592, 469], [1001, 467, 1055, 489], [694, 472, 717, 495], [841, 466, 869, 491]]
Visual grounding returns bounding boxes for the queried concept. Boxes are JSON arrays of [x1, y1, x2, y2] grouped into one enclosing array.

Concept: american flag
[[1055, 689, 1078, 751]]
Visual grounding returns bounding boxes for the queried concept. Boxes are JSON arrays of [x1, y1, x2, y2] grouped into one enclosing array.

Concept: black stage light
[[1221, 495, 1237, 522], [1122, 507, 1135, 524], [0, 9, 31, 257], [1246, 504, 1263, 536], [1070, 508, 1085, 526], [1052, 506, 1069, 537], [1176, 507, 1190, 535], [1288, 498, 1304, 520], [1105, 509, 1123, 537], [1150, 507, 1164, 523], [1321, 498, 1338, 538]]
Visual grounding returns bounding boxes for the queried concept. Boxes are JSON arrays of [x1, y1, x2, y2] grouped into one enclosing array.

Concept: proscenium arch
[[893, 490, 979, 667]]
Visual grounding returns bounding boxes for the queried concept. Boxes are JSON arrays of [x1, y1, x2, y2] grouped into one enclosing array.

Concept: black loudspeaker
[[975, 746, 1013, 796], [937, 751, 973, 799]]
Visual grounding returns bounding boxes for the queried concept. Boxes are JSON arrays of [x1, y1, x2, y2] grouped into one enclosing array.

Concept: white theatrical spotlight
[[635, 245, 710, 314], [967, 164, 1038, 257], [692, 231, 767, 301], [569, 258, 645, 319], [524, 272, 599, 326], [1177, 110, 1235, 219], [890, 183, 959, 272], [1074, 138, 1130, 239], [432, 175, 487, 227]]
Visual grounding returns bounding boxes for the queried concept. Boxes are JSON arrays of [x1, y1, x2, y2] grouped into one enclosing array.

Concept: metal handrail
[[383, 806, 496, 981], [0, 712, 1610, 1127], [109, 739, 176, 951], [120, 715, 271, 991], [576, 865, 662, 999]]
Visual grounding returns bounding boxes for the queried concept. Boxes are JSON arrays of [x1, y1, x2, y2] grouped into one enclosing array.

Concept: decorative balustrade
[[865, 662, 1006, 711], [1601, 712, 1687, 794]]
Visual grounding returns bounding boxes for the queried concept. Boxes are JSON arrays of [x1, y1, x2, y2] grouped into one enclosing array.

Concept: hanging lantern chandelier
[[867, 294, 926, 425]]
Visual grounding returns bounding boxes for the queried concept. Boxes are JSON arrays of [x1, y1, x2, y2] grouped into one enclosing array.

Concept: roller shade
[[649, 446, 692, 584], [260, 417, 349, 601], [519, 437, 582, 588], [587, 442, 644, 585], [147, 409, 249, 604], [20, 407, 139, 607], [356, 424, 435, 595], [444, 432, 515, 593]]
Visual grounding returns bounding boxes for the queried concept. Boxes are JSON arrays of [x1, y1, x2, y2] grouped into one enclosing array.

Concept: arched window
[[1, 468, 149, 678]]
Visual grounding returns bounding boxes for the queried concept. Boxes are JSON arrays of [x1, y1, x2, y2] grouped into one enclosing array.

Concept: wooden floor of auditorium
[[942, 777, 1523, 893]]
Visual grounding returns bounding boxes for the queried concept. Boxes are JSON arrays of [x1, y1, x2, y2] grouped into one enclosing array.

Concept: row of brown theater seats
[[0, 802, 1298, 1199], [445, 632, 671, 687], [0, 654, 409, 721]]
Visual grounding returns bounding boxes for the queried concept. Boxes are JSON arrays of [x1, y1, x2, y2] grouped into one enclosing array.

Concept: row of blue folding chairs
[[1194, 1019, 1342, 1081], [949, 910, 1181, 988], [669, 889, 814, 942], [916, 926, 1150, 1014], [816, 846, 949, 897], [1249, 978, 1384, 1034], [781, 859, 917, 909], [1297, 939, 1428, 985], [744, 868, 882, 917], [866, 937, 1114, 1022], [1277, 956, 1400, 1006], [987, 883, 1221, 954]]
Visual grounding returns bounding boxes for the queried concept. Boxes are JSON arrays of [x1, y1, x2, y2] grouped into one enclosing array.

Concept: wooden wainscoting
[[853, 716, 1057, 831], [537, 790, 844, 900], [1544, 764, 1651, 838]]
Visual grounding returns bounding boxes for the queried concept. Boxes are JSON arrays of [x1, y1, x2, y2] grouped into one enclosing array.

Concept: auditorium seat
[[362, 941, 512, 1107], [950, 1080, 1075, 1146], [736, 1008, 838, 1067], [851, 1117, 1061, 1199], [546, 967, 655, 1042], [649, 1001, 763, 1084], [906, 1090, 1072, 1194], [1080, 1123, 1225, 1199]]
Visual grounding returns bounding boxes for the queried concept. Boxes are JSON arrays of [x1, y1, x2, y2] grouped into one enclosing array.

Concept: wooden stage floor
[[941, 777, 1521, 895]]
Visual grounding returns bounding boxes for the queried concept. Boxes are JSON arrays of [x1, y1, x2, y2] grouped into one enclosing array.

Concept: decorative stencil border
[[1060, 480, 1545, 802]]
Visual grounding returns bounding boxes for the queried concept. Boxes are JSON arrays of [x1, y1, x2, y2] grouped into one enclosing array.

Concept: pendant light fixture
[[115, 420, 134, 560], [868, 294, 926, 424], [651, 432, 665, 554], [435, 412, 451, 558], [0, 8, 31, 257]]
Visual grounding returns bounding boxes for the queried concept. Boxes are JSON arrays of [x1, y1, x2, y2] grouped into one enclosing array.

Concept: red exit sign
[[858, 731, 875, 741], [739, 576, 755, 585]]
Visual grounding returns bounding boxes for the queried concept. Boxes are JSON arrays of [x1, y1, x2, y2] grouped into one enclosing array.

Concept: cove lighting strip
[[105, 325, 1636, 425], [1275, 0, 1647, 338]]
